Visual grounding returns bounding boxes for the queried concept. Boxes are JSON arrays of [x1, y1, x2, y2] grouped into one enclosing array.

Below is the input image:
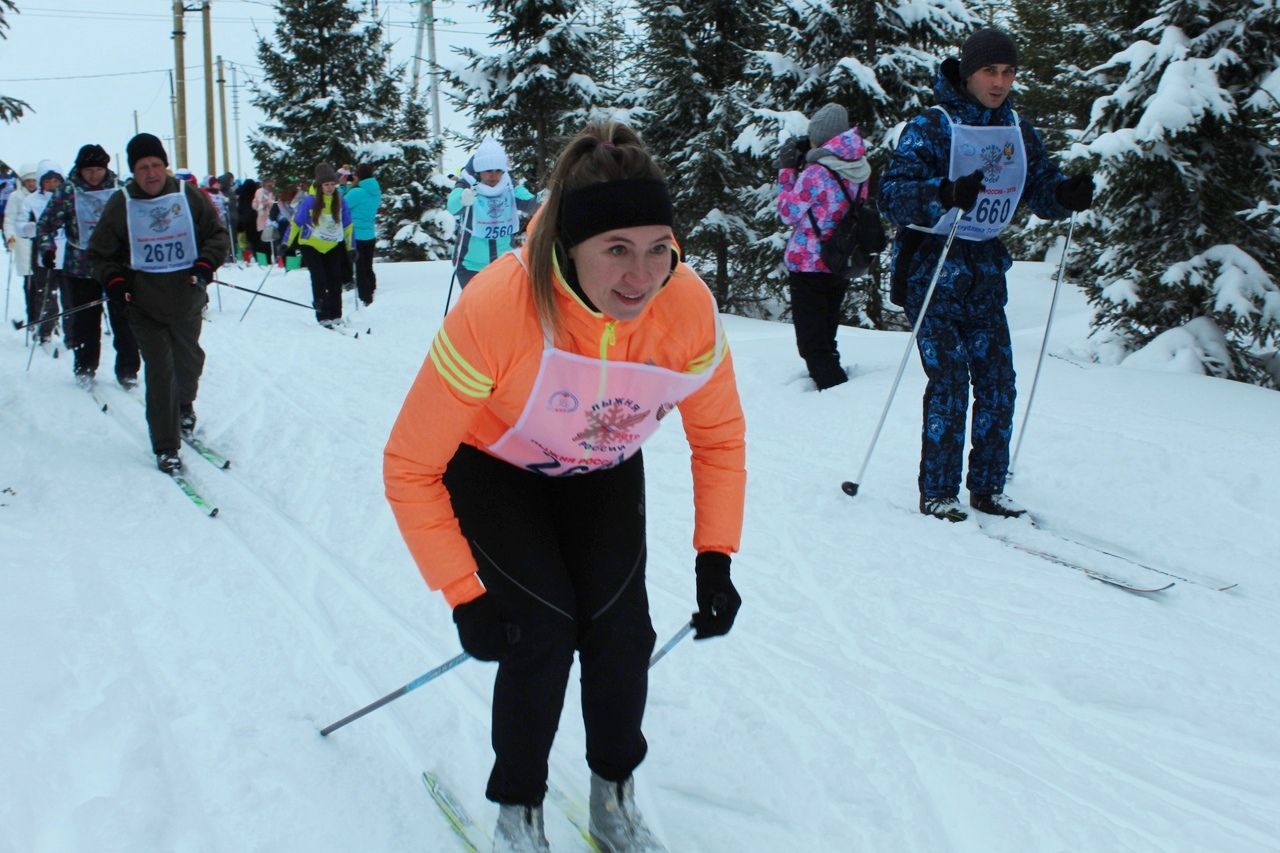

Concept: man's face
[[81, 166, 107, 187], [133, 157, 169, 196], [41, 175, 62, 193], [966, 63, 1016, 109]]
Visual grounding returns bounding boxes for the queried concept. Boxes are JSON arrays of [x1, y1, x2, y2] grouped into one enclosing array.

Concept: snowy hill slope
[[2, 255, 1278, 852]]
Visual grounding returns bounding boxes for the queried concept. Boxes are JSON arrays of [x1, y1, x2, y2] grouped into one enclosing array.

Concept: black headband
[[559, 178, 674, 249]]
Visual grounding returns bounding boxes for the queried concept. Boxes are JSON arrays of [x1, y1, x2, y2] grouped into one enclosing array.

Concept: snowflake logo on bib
[[980, 144, 1004, 182], [148, 206, 172, 233], [572, 400, 649, 451]]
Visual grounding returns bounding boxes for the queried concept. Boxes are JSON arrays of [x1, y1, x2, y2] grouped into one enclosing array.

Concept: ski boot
[[493, 803, 550, 853], [589, 772, 667, 852], [919, 494, 967, 523], [969, 492, 1026, 519], [74, 369, 95, 390], [156, 452, 184, 475], [179, 403, 197, 439]]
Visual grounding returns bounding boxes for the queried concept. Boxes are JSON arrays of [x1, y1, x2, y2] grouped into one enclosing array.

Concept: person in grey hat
[[774, 102, 875, 390], [879, 27, 1095, 523]]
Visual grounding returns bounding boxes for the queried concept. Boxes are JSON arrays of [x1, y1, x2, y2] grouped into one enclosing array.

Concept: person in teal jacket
[[343, 163, 382, 306], [446, 137, 539, 287], [288, 161, 353, 327]]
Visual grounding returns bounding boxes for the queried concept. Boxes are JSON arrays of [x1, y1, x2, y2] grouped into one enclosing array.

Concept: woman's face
[[568, 224, 675, 321], [479, 169, 503, 187], [321, 181, 337, 196]]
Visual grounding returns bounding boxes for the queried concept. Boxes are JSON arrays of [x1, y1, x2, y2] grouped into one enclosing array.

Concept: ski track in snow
[[3, 257, 1280, 852]]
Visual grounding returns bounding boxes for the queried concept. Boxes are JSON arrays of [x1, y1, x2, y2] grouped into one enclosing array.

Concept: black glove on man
[[1055, 173, 1094, 212], [189, 258, 215, 289], [453, 593, 521, 661], [938, 168, 985, 212], [691, 551, 742, 640], [41, 249, 56, 269], [104, 274, 131, 304]]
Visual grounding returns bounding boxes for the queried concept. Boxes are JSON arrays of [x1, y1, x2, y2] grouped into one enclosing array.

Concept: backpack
[[805, 164, 887, 279]]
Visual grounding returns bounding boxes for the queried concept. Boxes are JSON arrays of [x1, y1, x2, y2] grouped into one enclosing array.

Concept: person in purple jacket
[[774, 103, 872, 390]]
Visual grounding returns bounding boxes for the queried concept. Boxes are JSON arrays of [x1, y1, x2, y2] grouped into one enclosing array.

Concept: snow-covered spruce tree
[[445, 0, 600, 187], [1075, 0, 1280, 386], [635, 0, 774, 313], [1, 0, 29, 124], [357, 96, 452, 262], [249, 0, 401, 184], [1005, 0, 1149, 260], [741, 0, 973, 327]]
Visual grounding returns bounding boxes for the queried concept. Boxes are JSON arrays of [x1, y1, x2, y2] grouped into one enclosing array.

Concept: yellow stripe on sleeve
[[429, 329, 494, 398]]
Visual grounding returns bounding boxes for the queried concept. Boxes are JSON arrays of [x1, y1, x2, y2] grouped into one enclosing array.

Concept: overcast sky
[[0, 0, 491, 179]]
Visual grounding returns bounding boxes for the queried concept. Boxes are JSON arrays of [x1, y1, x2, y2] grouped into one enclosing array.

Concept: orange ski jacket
[[384, 251, 747, 606]]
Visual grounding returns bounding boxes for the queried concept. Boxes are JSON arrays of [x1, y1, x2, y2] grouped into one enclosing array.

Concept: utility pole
[[172, 0, 189, 167], [202, 1, 216, 177], [168, 70, 177, 153], [217, 56, 230, 175], [425, 2, 443, 173], [231, 63, 242, 177], [410, 0, 426, 101]]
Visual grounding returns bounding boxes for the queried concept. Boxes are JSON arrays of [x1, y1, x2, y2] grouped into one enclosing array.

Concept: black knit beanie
[[75, 144, 111, 171], [959, 28, 1019, 79], [126, 133, 169, 171]]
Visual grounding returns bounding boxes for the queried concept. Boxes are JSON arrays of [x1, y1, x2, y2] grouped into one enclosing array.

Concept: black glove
[[691, 552, 741, 640], [453, 593, 521, 661], [41, 249, 56, 269], [856, 201, 888, 254], [775, 137, 799, 172], [104, 274, 131, 303], [1055, 173, 1094, 212], [939, 168, 984, 212], [189, 258, 215, 288]]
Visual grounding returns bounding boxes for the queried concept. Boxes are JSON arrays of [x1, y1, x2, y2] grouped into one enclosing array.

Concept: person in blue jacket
[[446, 137, 539, 288], [343, 163, 382, 306], [879, 27, 1094, 523]]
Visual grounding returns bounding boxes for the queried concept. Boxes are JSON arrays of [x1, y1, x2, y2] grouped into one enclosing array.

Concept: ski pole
[[648, 621, 694, 668], [3, 253, 12, 324], [1009, 212, 1076, 479], [443, 204, 475, 319], [842, 213, 965, 497], [237, 263, 276, 322], [213, 278, 313, 310], [319, 651, 471, 737], [13, 294, 103, 331]]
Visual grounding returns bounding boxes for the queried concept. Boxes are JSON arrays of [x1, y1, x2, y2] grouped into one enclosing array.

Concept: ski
[[1025, 518, 1236, 591], [546, 785, 604, 851], [422, 771, 490, 853], [182, 434, 231, 470], [167, 470, 219, 518], [85, 384, 108, 413], [981, 529, 1172, 593]]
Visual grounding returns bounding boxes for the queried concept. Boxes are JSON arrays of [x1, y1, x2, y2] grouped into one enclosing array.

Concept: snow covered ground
[[3, 253, 1278, 853]]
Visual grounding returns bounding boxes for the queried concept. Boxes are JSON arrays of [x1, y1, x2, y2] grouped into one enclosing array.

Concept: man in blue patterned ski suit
[[879, 28, 1094, 522]]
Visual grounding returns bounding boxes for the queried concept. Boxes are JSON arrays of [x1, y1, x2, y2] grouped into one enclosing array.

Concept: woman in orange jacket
[[384, 120, 746, 852]]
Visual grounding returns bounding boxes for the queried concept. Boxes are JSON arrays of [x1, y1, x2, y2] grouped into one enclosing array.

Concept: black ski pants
[[301, 245, 345, 323], [354, 239, 376, 304], [25, 267, 60, 341], [64, 276, 140, 380], [789, 270, 850, 389], [129, 300, 204, 454], [442, 444, 656, 806]]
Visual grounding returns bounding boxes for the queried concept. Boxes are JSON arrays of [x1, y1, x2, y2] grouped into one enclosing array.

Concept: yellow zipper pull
[[599, 321, 616, 360]]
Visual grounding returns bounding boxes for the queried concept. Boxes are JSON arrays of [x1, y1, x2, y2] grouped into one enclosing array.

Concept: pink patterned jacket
[[776, 127, 870, 273]]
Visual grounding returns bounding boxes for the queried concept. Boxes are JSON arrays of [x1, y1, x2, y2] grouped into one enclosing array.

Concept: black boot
[[969, 492, 1026, 518], [919, 494, 967, 522]]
